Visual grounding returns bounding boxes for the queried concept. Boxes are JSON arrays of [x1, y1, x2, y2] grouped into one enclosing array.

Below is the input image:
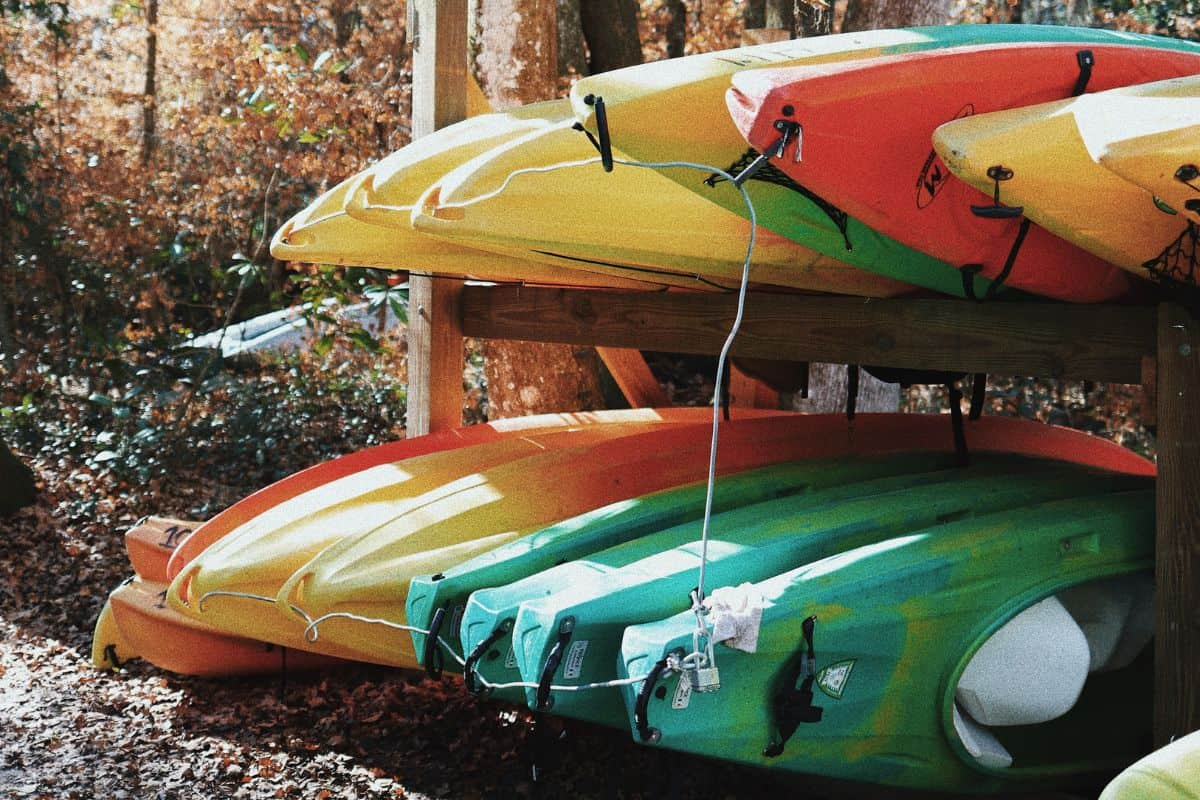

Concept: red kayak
[[727, 42, 1200, 302]]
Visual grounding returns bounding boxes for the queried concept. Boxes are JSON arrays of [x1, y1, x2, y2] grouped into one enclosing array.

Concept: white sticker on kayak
[[671, 675, 692, 710], [563, 640, 589, 680], [817, 659, 856, 699], [504, 646, 517, 670]]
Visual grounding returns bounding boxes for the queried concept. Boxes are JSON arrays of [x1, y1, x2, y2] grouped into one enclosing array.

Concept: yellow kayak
[[411, 120, 913, 296], [270, 162, 654, 289], [166, 419, 724, 658], [1095, 80, 1200, 223], [1099, 730, 1200, 800], [932, 75, 1200, 283]]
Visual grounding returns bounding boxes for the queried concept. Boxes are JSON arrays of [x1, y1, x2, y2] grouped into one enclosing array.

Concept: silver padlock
[[690, 666, 721, 693]]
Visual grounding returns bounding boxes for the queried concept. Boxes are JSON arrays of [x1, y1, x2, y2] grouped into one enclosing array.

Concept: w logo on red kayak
[[916, 104, 974, 210]]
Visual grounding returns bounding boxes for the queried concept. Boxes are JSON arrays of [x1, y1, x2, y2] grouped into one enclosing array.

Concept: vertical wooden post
[[1155, 302, 1200, 746], [406, 0, 467, 436]]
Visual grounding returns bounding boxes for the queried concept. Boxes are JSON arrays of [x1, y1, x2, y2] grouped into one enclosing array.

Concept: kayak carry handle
[[1070, 50, 1094, 97], [582, 94, 613, 173], [423, 606, 446, 680], [463, 622, 509, 696], [970, 165, 1023, 219], [535, 616, 576, 711], [634, 656, 673, 744], [765, 615, 823, 758]]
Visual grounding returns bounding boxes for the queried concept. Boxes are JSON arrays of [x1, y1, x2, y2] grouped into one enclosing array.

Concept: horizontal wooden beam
[[462, 287, 1155, 384]]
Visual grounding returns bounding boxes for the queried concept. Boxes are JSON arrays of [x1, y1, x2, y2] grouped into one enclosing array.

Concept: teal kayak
[[570, 24, 1200, 298], [406, 459, 840, 673], [457, 453, 958, 702], [466, 457, 1144, 719], [618, 490, 1154, 792]]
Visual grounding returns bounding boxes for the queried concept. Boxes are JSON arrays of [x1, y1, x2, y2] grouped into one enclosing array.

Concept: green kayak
[[619, 490, 1154, 792], [468, 457, 1143, 720], [406, 459, 837, 674], [457, 453, 958, 702], [570, 24, 1200, 298]]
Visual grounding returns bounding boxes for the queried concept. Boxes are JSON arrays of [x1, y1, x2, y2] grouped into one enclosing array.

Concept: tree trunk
[[0, 438, 37, 517], [664, 0, 687, 59], [743, 0, 766, 28], [764, 0, 794, 31], [558, 0, 589, 76], [579, 0, 642, 74], [141, 0, 158, 165], [795, 0, 832, 36], [1066, 0, 1093, 26], [790, 363, 900, 414], [474, 0, 606, 418], [840, 0, 954, 31]]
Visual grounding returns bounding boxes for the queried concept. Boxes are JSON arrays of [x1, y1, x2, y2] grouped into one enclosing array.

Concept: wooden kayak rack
[[408, 0, 1197, 753]]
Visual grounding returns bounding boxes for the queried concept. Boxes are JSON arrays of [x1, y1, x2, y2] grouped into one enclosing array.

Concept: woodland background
[[0, 0, 1187, 797]]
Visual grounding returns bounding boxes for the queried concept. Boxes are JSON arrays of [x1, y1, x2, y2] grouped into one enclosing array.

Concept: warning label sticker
[[671, 675, 692, 710], [563, 640, 589, 680], [816, 659, 856, 699]]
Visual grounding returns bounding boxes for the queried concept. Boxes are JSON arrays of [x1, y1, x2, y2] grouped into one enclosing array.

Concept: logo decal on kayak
[[816, 659, 856, 699], [671, 674, 692, 710], [916, 104, 974, 210]]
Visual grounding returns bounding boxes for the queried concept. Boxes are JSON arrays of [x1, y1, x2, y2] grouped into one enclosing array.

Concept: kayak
[[166, 419, 724, 661], [407, 459, 907, 676], [278, 413, 1152, 669], [98, 577, 346, 677], [726, 43, 1200, 301], [619, 491, 1154, 792], [271, 167, 657, 290], [330, 99, 659, 288], [166, 407, 717, 580], [125, 516, 197, 584], [410, 120, 914, 296], [503, 461, 1148, 727], [569, 24, 1200, 298], [1100, 729, 1200, 800], [1093, 77, 1200, 224], [932, 74, 1200, 285], [92, 517, 347, 677]]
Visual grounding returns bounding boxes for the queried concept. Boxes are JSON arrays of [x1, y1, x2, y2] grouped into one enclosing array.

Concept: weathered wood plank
[[406, 0, 467, 436], [462, 287, 1155, 383], [1154, 303, 1200, 746], [595, 347, 668, 408]]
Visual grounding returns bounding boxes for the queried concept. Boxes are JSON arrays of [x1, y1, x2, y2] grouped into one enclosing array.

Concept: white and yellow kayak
[[933, 75, 1200, 286], [411, 120, 914, 296]]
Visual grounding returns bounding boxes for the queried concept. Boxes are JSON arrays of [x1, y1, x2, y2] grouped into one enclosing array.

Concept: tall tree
[[841, 0, 954, 31], [141, 0, 157, 164], [579, 0, 642, 73], [474, 0, 606, 417], [558, 0, 589, 75]]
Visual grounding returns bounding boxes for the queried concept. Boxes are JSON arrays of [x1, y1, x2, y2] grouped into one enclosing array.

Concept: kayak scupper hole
[[655, 686, 668, 700], [781, 104, 794, 117], [487, 649, 501, 661]]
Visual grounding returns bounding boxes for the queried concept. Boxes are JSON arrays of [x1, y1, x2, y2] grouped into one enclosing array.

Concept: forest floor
[[0, 346, 1146, 799]]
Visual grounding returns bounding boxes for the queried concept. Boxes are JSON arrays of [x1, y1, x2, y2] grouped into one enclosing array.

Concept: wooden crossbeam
[[462, 287, 1155, 384]]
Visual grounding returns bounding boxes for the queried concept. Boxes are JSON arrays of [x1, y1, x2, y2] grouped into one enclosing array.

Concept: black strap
[[970, 373, 987, 420], [961, 217, 1032, 302], [463, 624, 508, 696], [949, 382, 969, 468], [846, 365, 859, 423], [423, 606, 446, 680], [764, 615, 823, 757], [580, 94, 613, 172], [634, 657, 672, 743], [1071, 50, 1095, 97], [535, 617, 575, 711]]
